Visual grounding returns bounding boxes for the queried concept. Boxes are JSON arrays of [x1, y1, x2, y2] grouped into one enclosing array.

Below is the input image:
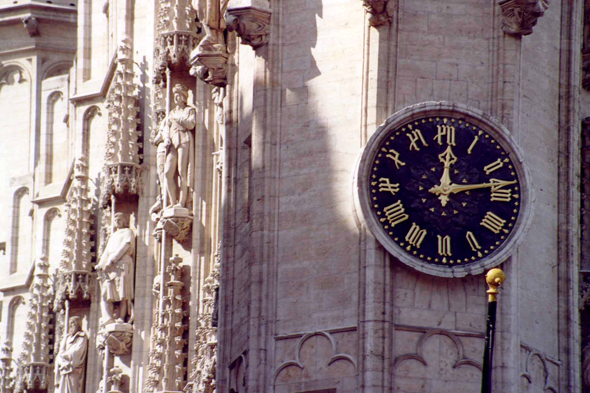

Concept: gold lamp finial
[[485, 268, 506, 302]]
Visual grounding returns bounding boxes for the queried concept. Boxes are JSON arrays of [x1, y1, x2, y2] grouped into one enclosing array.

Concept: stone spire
[[54, 158, 95, 310], [102, 38, 142, 205], [15, 258, 53, 391]]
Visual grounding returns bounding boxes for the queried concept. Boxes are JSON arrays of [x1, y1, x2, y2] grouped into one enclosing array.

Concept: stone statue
[[96, 212, 135, 325], [193, 0, 229, 53], [149, 115, 169, 219], [159, 84, 196, 210], [55, 316, 88, 393]]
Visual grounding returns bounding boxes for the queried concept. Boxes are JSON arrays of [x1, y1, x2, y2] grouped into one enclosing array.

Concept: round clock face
[[355, 103, 533, 277]]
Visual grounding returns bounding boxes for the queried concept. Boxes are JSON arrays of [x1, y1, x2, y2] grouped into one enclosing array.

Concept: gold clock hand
[[429, 179, 517, 202], [438, 146, 457, 187], [431, 146, 457, 207], [448, 179, 517, 194]]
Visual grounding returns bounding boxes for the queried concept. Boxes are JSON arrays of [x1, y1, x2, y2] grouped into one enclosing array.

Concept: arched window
[[42, 208, 61, 264], [83, 105, 105, 176], [7, 296, 26, 361], [10, 187, 32, 274], [44, 91, 67, 184]]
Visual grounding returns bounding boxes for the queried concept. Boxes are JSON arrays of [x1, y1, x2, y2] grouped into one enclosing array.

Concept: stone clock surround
[[353, 101, 535, 278]]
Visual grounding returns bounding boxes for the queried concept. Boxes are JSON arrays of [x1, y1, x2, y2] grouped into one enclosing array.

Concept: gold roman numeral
[[467, 131, 483, 154], [437, 234, 452, 256], [480, 212, 507, 234], [483, 158, 508, 175], [382, 148, 406, 169], [489, 178, 517, 202], [434, 124, 456, 146], [405, 223, 427, 250], [381, 200, 409, 227], [407, 129, 429, 151], [378, 178, 400, 196], [466, 231, 483, 257]]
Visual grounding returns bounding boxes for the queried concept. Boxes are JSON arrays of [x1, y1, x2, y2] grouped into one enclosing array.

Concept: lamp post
[[481, 268, 506, 393]]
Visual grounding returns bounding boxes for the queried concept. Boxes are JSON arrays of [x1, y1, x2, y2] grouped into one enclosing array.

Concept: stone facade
[[0, 0, 585, 392]]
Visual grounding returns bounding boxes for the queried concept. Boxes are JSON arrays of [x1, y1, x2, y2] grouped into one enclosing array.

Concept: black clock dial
[[368, 116, 521, 266]]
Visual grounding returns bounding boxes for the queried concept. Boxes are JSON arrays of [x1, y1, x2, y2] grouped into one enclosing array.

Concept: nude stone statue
[[159, 84, 196, 210], [96, 212, 135, 325], [55, 316, 88, 393]]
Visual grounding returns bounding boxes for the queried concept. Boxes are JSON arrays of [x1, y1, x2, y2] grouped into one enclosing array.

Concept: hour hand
[[438, 146, 457, 187]]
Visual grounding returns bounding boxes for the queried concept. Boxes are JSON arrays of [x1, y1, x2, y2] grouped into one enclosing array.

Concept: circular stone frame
[[353, 101, 534, 278]]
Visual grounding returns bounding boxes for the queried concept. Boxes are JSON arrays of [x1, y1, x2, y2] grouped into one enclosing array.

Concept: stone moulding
[[361, 0, 395, 27], [225, 6, 271, 50], [498, 0, 549, 36]]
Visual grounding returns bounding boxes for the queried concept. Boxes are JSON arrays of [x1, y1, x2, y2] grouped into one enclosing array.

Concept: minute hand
[[429, 179, 517, 196]]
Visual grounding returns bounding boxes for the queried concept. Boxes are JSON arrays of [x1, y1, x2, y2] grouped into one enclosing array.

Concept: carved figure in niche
[[193, 0, 229, 53], [159, 84, 196, 210], [96, 212, 135, 325], [149, 115, 168, 219], [55, 316, 88, 393]]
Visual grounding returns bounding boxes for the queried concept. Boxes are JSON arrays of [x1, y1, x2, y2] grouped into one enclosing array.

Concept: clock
[[354, 102, 533, 277]]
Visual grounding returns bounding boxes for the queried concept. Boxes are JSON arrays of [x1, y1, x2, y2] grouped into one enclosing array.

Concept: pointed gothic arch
[[10, 187, 32, 274]]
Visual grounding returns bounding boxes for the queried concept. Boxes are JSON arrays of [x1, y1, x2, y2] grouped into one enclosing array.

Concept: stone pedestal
[[154, 207, 193, 243], [98, 323, 134, 393]]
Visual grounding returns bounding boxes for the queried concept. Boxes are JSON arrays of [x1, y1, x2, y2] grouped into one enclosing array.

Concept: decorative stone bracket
[[225, 6, 271, 49], [361, 0, 395, 27], [498, 0, 549, 36]]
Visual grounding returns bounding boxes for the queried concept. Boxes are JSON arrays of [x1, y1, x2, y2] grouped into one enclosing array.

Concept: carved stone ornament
[[55, 158, 95, 311], [154, 32, 201, 85], [102, 38, 143, 204], [0, 343, 15, 391], [107, 367, 124, 393], [153, 207, 193, 242], [54, 271, 94, 311], [97, 323, 134, 356], [102, 163, 143, 206], [21, 16, 40, 37], [498, 0, 549, 36], [225, 6, 271, 49], [187, 251, 220, 393], [190, 51, 229, 87], [190, 0, 230, 86], [361, 0, 395, 27], [16, 258, 53, 391], [145, 255, 188, 392]]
